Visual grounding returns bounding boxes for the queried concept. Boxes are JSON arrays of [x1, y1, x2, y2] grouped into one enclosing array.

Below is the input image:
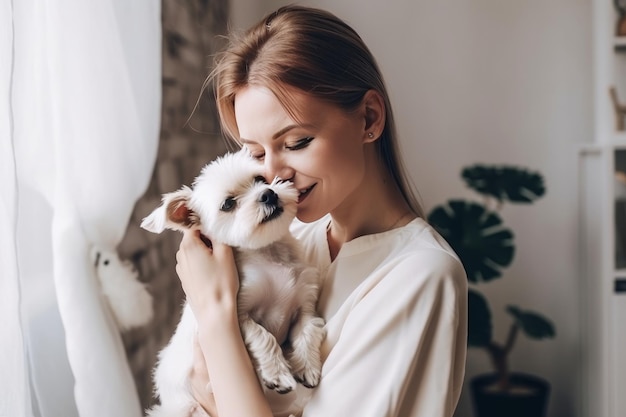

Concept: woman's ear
[[362, 89, 386, 143]]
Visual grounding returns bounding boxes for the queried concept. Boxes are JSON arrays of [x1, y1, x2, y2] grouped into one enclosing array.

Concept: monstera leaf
[[428, 200, 514, 283], [506, 306, 556, 340], [468, 289, 492, 347], [462, 165, 546, 203]]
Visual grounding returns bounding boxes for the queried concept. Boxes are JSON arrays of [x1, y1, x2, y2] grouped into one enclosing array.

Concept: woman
[[175, 5, 467, 417]]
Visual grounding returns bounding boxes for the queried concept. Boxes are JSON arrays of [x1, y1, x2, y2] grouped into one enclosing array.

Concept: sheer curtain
[[1, 2, 31, 416], [2, 1, 161, 416]]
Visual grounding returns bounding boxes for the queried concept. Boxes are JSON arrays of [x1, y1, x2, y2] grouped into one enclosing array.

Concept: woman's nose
[[264, 153, 295, 182]]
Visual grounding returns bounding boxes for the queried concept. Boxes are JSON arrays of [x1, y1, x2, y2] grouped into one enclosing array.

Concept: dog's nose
[[259, 189, 278, 205]]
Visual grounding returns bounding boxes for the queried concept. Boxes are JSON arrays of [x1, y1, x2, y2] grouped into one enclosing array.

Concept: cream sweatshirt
[[267, 215, 467, 417]]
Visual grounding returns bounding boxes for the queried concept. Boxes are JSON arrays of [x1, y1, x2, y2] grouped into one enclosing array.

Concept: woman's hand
[[175, 229, 239, 319], [189, 336, 218, 417], [176, 230, 240, 416], [176, 230, 274, 417]]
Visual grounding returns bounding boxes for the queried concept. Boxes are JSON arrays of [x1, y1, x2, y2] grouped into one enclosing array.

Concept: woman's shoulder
[[390, 218, 467, 284], [288, 215, 467, 281], [401, 218, 460, 259]]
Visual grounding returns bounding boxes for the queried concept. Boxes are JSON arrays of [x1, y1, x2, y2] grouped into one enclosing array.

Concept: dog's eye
[[254, 176, 268, 184], [220, 197, 237, 212]]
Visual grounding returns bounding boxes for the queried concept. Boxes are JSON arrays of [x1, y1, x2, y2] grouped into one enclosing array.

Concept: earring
[[367, 132, 375, 139]]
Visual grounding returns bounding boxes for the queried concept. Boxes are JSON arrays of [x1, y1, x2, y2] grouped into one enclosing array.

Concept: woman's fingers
[[175, 229, 240, 316], [176, 230, 213, 296], [179, 229, 211, 253], [211, 240, 233, 260]]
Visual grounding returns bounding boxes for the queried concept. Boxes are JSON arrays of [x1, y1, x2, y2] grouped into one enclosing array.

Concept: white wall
[[231, 1, 592, 416]]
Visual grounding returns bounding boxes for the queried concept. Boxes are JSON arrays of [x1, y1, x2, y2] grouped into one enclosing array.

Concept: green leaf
[[468, 289, 492, 347], [506, 305, 556, 339], [428, 200, 515, 283], [462, 165, 546, 203]]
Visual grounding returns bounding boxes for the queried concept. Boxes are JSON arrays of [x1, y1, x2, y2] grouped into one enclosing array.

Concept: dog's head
[[141, 150, 298, 249]]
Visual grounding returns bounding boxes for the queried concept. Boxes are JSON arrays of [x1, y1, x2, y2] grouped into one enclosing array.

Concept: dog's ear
[[140, 186, 199, 233]]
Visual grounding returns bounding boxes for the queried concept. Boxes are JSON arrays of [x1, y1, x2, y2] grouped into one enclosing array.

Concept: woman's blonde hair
[[209, 5, 423, 217]]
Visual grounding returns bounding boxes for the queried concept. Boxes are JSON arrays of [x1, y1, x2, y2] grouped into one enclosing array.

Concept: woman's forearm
[[197, 304, 274, 417]]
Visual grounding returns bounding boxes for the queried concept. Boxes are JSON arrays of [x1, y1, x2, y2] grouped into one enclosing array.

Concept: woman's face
[[234, 85, 369, 223]]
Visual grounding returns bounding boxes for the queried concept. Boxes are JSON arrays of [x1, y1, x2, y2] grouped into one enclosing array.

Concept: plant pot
[[470, 372, 550, 417]]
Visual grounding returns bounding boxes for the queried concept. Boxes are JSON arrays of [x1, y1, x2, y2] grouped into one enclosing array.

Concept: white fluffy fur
[[141, 150, 325, 417], [91, 246, 153, 332]]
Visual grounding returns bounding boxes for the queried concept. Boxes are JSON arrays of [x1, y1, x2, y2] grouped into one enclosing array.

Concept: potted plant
[[427, 165, 556, 417]]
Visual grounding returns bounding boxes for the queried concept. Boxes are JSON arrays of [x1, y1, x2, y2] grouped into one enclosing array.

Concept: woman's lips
[[297, 184, 315, 204]]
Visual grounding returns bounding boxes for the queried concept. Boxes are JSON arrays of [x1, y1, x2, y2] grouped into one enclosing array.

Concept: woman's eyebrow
[[240, 124, 315, 143], [272, 124, 299, 139], [273, 123, 316, 139]]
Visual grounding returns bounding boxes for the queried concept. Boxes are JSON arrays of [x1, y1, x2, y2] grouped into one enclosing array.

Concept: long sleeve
[[302, 249, 467, 417]]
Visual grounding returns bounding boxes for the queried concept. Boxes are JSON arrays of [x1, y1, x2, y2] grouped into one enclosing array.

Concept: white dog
[[141, 150, 325, 417]]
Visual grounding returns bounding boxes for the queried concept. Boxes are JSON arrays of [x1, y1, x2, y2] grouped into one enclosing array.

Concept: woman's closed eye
[[285, 137, 314, 151], [245, 137, 313, 160], [245, 146, 264, 160]]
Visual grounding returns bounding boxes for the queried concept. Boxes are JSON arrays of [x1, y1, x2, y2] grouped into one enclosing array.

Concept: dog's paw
[[262, 369, 297, 394], [288, 344, 322, 388], [292, 363, 322, 389], [287, 316, 325, 388]]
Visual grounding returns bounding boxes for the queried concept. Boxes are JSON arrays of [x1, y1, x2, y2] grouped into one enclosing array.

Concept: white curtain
[[1, 2, 32, 416], [2, 1, 161, 416]]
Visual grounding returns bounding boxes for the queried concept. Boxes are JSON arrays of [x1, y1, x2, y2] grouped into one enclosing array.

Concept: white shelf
[[583, 4, 626, 417]]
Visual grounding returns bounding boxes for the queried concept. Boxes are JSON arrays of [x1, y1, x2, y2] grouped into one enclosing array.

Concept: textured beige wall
[[116, 0, 229, 411]]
